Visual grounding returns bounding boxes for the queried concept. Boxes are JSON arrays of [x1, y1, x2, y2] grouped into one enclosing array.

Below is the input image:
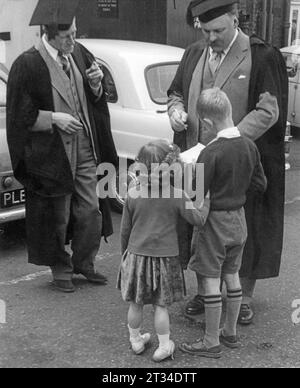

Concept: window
[[282, 49, 300, 79], [0, 78, 6, 107], [97, 61, 118, 103], [289, 4, 300, 46], [145, 63, 179, 105]]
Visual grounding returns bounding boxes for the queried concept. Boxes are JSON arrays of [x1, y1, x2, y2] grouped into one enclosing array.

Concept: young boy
[[179, 87, 267, 359]]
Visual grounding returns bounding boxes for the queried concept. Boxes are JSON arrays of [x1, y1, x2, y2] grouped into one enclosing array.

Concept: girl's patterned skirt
[[117, 251, 186, 307]]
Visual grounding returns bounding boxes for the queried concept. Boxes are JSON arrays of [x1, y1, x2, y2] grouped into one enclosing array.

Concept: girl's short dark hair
[[136, 140, 182, 189], [43, 23, 72, 40]]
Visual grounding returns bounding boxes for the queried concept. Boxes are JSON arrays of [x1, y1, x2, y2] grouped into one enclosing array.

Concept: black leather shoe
[[179, 339, 222, 359], [53, 280, 75, 293], [78, 270, 108, 284], [185, 295, 205, 315], [238, 304, 254, 325], [219, 331, 241, 349]]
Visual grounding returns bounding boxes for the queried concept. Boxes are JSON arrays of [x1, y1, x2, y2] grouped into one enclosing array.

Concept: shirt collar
[[205, 126, 240, 148], [42, 34, 59, 62], [209, 29, 239, 58], [217, 126, 241, 139]]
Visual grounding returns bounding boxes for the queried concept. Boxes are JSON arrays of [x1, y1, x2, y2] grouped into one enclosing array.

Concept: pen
[[174, 108, 181, 118]]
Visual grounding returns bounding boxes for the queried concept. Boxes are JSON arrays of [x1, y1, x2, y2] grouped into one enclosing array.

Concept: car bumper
[[0, 206, 25, 223]]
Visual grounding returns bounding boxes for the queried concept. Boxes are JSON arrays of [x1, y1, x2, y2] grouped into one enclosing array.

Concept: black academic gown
[[168, 35, 288, 279], [6, 42, 118, 266], [241, 36, 288, 279]]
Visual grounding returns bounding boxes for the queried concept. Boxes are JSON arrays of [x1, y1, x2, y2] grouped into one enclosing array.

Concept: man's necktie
[[58, 52, 71, 78], [209, 51, 223, 74]]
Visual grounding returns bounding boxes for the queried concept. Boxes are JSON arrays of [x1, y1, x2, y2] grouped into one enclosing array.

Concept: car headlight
[[2, 176, 13, 189]]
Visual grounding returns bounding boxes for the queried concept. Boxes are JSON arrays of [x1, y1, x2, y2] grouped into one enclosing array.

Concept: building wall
[[167, 0, 291, 48], [166, 0, 203, 48], [0, 0, 40, 69], [240, 0, 291, 48], [0, 0, 294, 69], [77, 0, 167, 44]]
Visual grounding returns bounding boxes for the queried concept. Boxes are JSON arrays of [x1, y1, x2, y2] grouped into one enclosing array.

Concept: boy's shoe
[[219, 331, 241, 349], [130, 333, 151, 355], [179, 339, 222, 359], [185, 295, 205, 315], [152, 340, 175, 362]]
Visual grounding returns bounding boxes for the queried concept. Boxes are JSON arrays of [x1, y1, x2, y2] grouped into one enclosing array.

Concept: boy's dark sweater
[[198, 136, 267, 211]]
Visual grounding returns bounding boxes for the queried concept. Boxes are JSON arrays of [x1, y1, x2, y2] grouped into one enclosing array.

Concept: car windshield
[[0, 77, 6, 107], [145, 63, 179, 105], [0, 75, 11, 171]]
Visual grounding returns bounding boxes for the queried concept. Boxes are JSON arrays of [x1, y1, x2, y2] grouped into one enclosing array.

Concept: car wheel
[[110, 165, 139, 213]]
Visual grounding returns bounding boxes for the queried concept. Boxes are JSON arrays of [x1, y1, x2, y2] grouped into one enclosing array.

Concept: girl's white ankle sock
[[157, 333, 170, 348], [128, 325, 140, 341]]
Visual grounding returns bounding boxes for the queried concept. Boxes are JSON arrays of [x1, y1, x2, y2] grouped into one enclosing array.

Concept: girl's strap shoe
[[130, 333, 151, 355], [152, 340, 175, 362]]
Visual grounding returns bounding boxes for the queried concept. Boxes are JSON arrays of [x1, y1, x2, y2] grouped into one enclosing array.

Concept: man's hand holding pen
[[170, 108, 188, 132]]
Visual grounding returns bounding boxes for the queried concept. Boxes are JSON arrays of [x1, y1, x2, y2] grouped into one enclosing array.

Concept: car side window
[[0, 78, 6, 106], [145, 63, 179, 105], [97, 62, 118, 103]]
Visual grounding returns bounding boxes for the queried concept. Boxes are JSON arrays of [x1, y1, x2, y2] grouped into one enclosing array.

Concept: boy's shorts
[[189, 208, 247, 278]]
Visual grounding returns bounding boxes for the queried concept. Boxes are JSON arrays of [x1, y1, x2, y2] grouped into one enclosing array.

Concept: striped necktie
[[209, 51, 223, 74], [58, 52, 71, 78]]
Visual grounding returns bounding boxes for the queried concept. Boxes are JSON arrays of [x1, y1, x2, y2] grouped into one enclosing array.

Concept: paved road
[[0, 137, 299, 368]]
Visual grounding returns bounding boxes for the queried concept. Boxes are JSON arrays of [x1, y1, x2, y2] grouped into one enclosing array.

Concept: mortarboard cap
[[187, 0, 238, 25], [29, 0, 80, 26]]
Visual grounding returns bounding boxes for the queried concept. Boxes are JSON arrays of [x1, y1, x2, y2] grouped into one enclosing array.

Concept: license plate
[[0, 189, 26, 209]]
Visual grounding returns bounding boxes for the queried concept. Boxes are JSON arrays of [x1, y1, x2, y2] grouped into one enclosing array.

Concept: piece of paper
[[180, 143, 206, 165]]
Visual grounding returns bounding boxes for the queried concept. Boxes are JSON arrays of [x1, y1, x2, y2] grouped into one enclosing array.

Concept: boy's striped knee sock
[[203, 294, 222, 348], [224, 288, 243, 337]]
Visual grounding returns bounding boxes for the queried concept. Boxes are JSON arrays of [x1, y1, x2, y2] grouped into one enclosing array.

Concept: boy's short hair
[[197, 87, 232, 122]]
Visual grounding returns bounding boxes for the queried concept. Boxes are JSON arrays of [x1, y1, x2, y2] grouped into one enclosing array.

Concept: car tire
[[109, 163, 139, 213]]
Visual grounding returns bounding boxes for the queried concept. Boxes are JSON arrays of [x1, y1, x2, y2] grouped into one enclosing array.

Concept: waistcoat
[[38, 41, 97, 175]]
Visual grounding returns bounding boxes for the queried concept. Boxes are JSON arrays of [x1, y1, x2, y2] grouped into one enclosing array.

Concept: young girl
[[117, 139, 209, 362]]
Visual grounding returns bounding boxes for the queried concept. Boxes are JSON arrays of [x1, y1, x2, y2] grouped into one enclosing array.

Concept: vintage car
[[78, 39, 184, 211], [281, 45, 300, 130], [280, 45, 300, 169], [0, 64, 26, 224]]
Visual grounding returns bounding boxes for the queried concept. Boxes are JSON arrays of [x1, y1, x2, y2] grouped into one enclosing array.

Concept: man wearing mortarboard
[[6, 0, 118, 292], [168, 0, 288, 336]]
